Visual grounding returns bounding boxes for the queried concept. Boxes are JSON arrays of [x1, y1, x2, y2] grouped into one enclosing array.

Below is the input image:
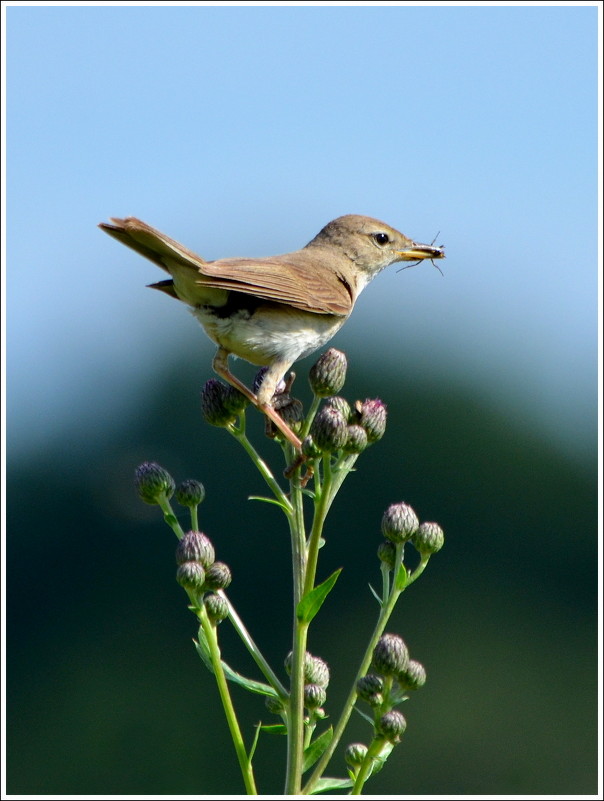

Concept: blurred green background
[[6, 4, 597, 796]]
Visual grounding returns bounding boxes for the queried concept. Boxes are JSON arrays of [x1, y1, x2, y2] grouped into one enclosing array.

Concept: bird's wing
[[196, 256, 353, 316], [100, 217, 354, 316]]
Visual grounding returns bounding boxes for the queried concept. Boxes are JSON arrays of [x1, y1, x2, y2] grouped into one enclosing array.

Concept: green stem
[[350, 738, 387, 794], [302, 544, 409, 795], [221, 591, 288, 698], [230, 424, 293, 516], [157, 494, 185, 539], [198, 605, 257, 794], [190, 505, 199, 531]]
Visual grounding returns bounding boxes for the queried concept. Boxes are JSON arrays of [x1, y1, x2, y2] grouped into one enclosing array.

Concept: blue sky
[[6, 3, 599, 458]]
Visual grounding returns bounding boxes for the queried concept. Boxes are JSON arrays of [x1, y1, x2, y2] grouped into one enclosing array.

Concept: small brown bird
[[99, 214, 444, 448]]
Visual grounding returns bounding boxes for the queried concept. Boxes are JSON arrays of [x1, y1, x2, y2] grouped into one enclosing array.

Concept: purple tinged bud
[[135, 462, 175, 505], [381, 502, 419, 544], [284, 651, 330, 688], [376, 710, 407, 743], [176, 531, 215, 568], [201, 379, 237, 427], [372, 633, 409, 677], [175, 479, 206, 508], [377, 540, 396, 570], [176, 562, 206, 593], [304, 683, 327, 710], [399, 659, 427, 691], [309, 348, 348, 397], [203, 592, 228, 624], [325, 396, 352, 421], [310, 406, 348, 452], [356, 673, 384, 707], [342, 424, 368, 454], [356, 398, 387, 442], [203, 561, 232, 590], [345, 743, 368, 767], [412, 521, 445, 555]]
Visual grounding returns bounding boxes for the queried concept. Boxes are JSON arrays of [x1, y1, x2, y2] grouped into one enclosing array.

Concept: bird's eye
[[373, 232, 390, 246]]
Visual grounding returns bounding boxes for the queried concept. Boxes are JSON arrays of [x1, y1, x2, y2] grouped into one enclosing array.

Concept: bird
[[99, 214, 445, 448]]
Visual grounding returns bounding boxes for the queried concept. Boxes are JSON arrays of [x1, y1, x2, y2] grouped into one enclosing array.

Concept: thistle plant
[[134, 347, 444, 795]]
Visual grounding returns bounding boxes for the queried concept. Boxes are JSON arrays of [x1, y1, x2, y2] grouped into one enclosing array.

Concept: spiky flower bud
[[284, 651, 330, 688], [201, 379, 237, 427], [412, 521, 445, 555], [301, 435, 321, 459], [310, 406, 348, 452], [342, 424, 368, 454], [175, 479, 206, 508], [304, 683, 327, 710], [175, 531, 215, 568], [372, 633, 409, 677], [398, 659, 427, 691], [326, 396, 352, 421], [356, 673, 384, 707], [135, 462, 175, 505], [309, 348, 348, 397], [176, 562, 206, 593], [381, 502, 419, 544], [376, 710, 407, 743], [204, 592, 228, 624], [203, 561, 232, 590], [345, 743, 368, 767], [356, 398, 387, 442], [223, 384, 250, 415], [377, 540, 396, 570]]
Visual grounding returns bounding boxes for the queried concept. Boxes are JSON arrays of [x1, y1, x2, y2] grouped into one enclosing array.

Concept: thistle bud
[[223, 384, 249, 415], [356, 398, 387, 443], [398, 659, 427, 691], [175, 479, 206, 508], [284, 651, 330, 688], [135, 462, 175, 505], [306, 654, 330, 688], [203, 592, 229, 624], [203, 561, 232, 590], [325, 396, 352, 421], [176, 562, 206, 593], [304, 683, 327, 710], [309, 348, 348, 397], [356, 673, 384, 707], [310, 406, 348, 452], [372, 633, 409, 677], [377, 540, 396, 570], [381, 502, 419, 544], [201, 379, 237, 427], [411, 521, 445, 555], [376, 710, 407, 743], [301, 435, 321, 459], [345, 743, 368, 767], [342, 424, 368, 454], [175, 530, 215, 568]]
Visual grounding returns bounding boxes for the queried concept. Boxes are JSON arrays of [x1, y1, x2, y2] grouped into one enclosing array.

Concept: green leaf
[[296, 568, 342, 623], [194, 638, 277, 698], [248, 495, 291, 512], [368, 582, 382, 605], [259, 723, 287, 734], [309, 776, 353, 794], [302, 727, 333, 772], [395, 565, 410, 591]]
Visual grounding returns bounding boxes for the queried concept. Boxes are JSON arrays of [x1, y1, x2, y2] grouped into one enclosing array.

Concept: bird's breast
[[191, 301, 346, 366]]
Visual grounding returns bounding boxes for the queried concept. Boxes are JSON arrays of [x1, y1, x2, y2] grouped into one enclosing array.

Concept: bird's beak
[[396, 243, 445, 261]]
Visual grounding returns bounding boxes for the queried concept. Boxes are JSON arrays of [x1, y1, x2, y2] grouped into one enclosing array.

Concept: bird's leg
[[212, 348, 302, 449]]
